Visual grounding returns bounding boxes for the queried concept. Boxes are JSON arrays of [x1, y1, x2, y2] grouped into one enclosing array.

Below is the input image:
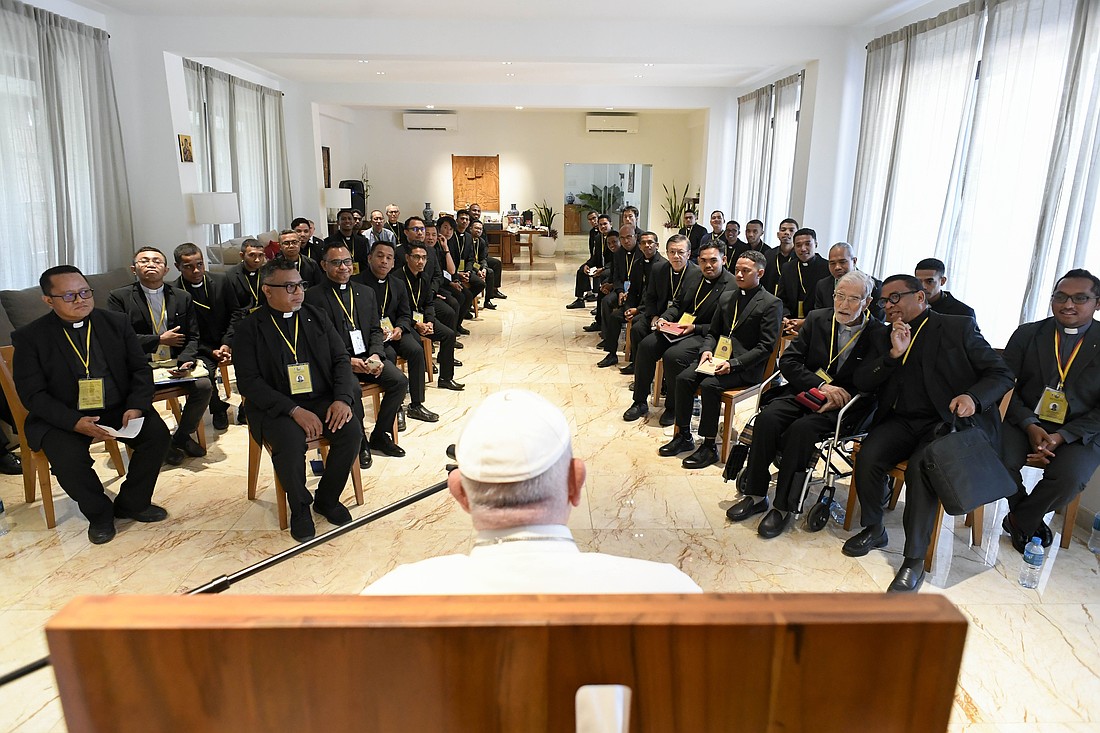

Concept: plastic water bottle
[[0, 498, 9, 538], [828, 500, 846, 525], [1018, 536, 1045, 589], [1089, 513, 1100, 554]]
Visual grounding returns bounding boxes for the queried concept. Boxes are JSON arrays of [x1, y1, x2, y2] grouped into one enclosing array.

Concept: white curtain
[[185, 60, 291, 241], [0, 0, 132, 288], [765, 73, 803, 235], [732, 85, 773, 226]]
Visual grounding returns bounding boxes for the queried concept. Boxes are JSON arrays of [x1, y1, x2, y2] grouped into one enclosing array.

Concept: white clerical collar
[[339, 283, 347, 290], [1064, 327, 1079, 335], [189, 280, 203, 288], [71, 320, 84, 329], [281, 310, 294, 319], [140, 284, 163, 296], [377, 279, 386, 284], [472, 524, 577, 550], [1063, 321, 1092, 336]]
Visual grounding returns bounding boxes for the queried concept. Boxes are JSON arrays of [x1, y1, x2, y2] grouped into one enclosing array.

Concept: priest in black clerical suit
[[776, 228, 831, 320], [13, 265, 171, 544], [726, 271, 888, 537], [325, 209, 371, 274], [400, 241, 463, 391], [234, 258, 361, 542], [662, 250, 783, 470], [305, 242, 409, 468]]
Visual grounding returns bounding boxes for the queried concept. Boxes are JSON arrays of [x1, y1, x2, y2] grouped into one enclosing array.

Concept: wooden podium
[[46, 593, 967, 732]]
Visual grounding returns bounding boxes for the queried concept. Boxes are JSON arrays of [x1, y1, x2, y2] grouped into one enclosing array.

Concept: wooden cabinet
[[564, 205, 584, 235]]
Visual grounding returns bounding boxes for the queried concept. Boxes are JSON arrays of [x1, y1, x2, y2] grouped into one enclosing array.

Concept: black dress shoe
[[842, 526, 888, 557], [0, 450, 22, 475], [590, 308, 598, 316], [623, 403, 649, 421], [1035, 520, 1054, 548], [483, 301, 497, 310], [496, 291, 508, 299], [359, 445, 372, 469], [236, 404, 248, 425], [88, 522, 116, 545], [164, 446, 185, 466], [887, 563, 925, 593], [1002, 514, 1029, 554], [659, 432, 695, 457], [682, 443, 719, 469], [446, 444, 457, 460], [758, 508, 792, 539], [597, 354, 619, 368], [397, 407, 407, 432], [566, 298, 586, 309], [290, 513, 316, 542], [452, 358, 463, 367], [619, 363, 635, 375], [726, 496, 768, 521], [407, 404, 439, 422], [582, 323, 601, 332], [583, 292, 598, 302], [211, 410, 229, 430], [315, 502, 352, 526], [175, 437, 206, 457], [595, 340, 610, 350], [457, 325, 471, 336], [114, 503, 168, 522], [438, 378, 465, 391], [455, 341, 464, 349], [370, 432, 406, 457], [658, 410, 675, 427]]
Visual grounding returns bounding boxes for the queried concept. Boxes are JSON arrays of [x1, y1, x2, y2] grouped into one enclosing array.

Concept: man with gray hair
[[725, 271, 888, 538], [809, 242, 884, 321], [364, 389, 700, 594]]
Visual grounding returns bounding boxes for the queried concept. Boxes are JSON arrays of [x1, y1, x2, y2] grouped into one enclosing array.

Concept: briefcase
[[919, 416, 1016, 516]]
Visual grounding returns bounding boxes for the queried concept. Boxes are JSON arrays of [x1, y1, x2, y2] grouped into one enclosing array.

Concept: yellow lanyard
[[796, 262, 806, 294], [341, 236, 356, 259], [191, 277, 211, 310], [1054, 331, 1085, 389], [270, 313, 300, 361], [245, 272, 259, 304], [901, 316, 930, 365], [826, 314, 866, 371], [379, 280, 390, 316], [405, 270, 422, 308], [625, 251, 636, 279], [670, 269, 685, 300], [62, 322, 93, 378], [330, 287, 356, 329], [691, 278, 715, 314], [726, 300, 742, 338], [147, 293, 167, 333]]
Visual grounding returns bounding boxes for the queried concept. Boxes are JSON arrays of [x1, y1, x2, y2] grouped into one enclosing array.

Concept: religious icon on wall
[[178, 134, 194, 163]]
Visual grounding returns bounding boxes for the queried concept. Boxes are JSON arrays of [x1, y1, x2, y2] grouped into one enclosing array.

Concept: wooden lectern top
[[47, 593, 967, 733]]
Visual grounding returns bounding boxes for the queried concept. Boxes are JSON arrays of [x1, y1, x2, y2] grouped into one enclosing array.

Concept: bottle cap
[[1031, 536, 1042, 545]]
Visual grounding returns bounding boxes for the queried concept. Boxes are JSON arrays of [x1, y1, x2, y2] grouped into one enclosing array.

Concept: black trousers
[[853, 414, 942, 558], [632, 332, 672, 406], [628, 314, 650, 363], [463, 273, 485, 314], [195, 353, 229, 415], [673, 356, 753, 438], [357, 361, 407, 440], [485, 257, 503, 298], [434, 295, 459, 333], [254, 396, 359, 515], [600, 295, 626, 354], [744, 399, 841, 512], [40, 408, 171, 526], [448, 282, 473, 324], [1002, 420, 1100, 536], [170, 374, 212, 444], [426, 319, 457, 380], [575, 265, 595, 298], [384, 331, 427, 404]]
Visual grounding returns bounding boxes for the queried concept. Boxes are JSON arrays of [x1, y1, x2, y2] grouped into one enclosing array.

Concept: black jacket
[[106, 281, 200, 366], [780, 309, 889, 394], [777, 254, 831, 318], [809, 275, 885, 321], [172, 273, 235, 355], [625, 252, 665, 311], [700, 287, 783, 383], [643, 260, 697, 322], [661, 267, 736, 338], [303, 279, 386, 361]]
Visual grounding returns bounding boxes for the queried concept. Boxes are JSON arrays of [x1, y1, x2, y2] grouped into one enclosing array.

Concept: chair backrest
[[47, 593, 967, 733], [0, 345, 30, 442]]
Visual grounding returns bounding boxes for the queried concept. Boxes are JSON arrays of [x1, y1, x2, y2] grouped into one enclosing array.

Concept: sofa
[[0, 268, 135, 346]]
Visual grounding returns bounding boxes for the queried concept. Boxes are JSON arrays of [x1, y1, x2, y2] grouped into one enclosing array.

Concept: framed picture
[[178, 134, 193, 163], [322, 146, 331, 188]]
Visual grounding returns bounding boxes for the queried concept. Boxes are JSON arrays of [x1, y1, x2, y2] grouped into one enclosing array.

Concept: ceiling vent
[[585, 113, 639, 134], [402, 112, 458, 131]]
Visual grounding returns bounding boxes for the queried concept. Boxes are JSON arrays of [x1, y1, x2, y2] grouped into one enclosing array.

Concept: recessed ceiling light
[[505, 73, 515, 77], [426, 104, 435, 109], [376, 71, 385, 75], [643, 63, 653, 67], [357, 60, 369, 64], [633, 74, 644, 78], [515, 106, 524, 110], [501, 61, 512, 65]]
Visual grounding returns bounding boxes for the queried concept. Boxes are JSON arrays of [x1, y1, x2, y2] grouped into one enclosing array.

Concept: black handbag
[[919, 415, 1017, 516]]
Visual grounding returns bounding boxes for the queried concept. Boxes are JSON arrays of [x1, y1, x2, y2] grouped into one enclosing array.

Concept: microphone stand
[[0, 476, 451, 686]]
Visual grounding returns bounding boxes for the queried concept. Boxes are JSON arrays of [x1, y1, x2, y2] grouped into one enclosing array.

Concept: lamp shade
[[191, 192, 241, 225], [323, 187, 352, 209]]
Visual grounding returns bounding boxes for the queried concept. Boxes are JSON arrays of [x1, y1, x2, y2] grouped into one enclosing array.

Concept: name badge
[[623, 280, 631, 293], [714, 336, 733, 361], [352, 262, 360, 276], [379, 317, 394, 333], [412, 311, 425, 324], [287, 362, 313, 395], [797, 302, 805, 318], [152, 344, 173, 365], [678, 313, 695, 325], [443, 271, 453, 282], [349, 329, 366, 355], [78, 378, 106, 410], [458, 259, 466, 271], [1037, 387, 1068, 424], [815, 368, 834, 385]]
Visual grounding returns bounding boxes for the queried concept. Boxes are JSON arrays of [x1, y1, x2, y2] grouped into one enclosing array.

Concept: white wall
[[348, 109, 698, 232]]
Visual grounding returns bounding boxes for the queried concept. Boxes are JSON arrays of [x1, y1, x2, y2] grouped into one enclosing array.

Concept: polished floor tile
[[1, 241, 1097, 730]]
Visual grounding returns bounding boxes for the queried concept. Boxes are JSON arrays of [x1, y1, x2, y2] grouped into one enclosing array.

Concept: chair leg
[[21, 445, 36, 502], [719, 393, 734, 462], [1060, 494, 1081, 549], [106, 440, 126, 477], [351, 460, 364, 505], [219, 362, 233, 399], [925, 503, 946, 573], [422, 336, 434, 384], [196, 417, 207, 451], [844, 466, 859, 532], [247, 433, 262, 500], [968, 505, 984, 548], [652, 360, 663, 408], [274, 475, 288, 530], [34, 452, 55, 529], [168, 396, 182, 423], [887, 470, 904, 510]]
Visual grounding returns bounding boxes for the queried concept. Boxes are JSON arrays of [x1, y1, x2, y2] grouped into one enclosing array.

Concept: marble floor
[[1, 238, 1099, 731]]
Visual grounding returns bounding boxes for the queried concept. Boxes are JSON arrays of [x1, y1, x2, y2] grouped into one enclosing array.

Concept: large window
[[732, 71, 803, 234], [849, 0, 1099, 346], [0, 0, 132, 288], [183, 60, 291, 244]]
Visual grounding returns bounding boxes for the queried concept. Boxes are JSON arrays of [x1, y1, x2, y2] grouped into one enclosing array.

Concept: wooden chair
[[0, 345, 125, 529], [361, 383, 399, 445], [218, 360, 233, 399], [514, 230, 535, 267], [156, 385, 207, 451], [718, 338, 786, 461], [246, 430, 364, 531], [624, 312, 633, 360]]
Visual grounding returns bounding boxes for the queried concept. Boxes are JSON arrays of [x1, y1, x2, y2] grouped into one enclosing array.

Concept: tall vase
[[423, 203, 434, 221]]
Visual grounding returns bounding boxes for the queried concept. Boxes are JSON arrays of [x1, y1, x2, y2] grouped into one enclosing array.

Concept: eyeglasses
[[49, 289, 94, 302], [135, 258, 165, 266], [265, 281, 307, 293], [875, 290, 920, 308], [833, 293, 865, 306], [408, 226, 426, 232], [407, 254, 428, 261], [325, 258, 354, 268], [1051, 293, 1098, 304]]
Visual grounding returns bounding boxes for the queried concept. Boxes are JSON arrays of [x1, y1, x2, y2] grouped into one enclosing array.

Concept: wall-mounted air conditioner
[[402, 112, 458, 131], [585, 114, 639, 134]]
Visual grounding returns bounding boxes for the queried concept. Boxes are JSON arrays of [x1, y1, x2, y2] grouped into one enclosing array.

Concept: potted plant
[[660, 181, 691, 238], [531, 201, 560, 258]]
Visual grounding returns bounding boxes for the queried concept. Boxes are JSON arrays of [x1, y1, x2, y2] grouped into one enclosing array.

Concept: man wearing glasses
[[324, 209, 370, 275], [724, 271, 886, 536], [234, 259, 362, 542], [848, 275, 1012, 593], [13, 266, 172, 544], [401, 241, 464, 391], [999, 270, 1100, 554], [108, 247, 212, 466]]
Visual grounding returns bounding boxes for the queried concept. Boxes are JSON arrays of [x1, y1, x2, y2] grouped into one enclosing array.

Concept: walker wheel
[[805, 501, 829, 532]]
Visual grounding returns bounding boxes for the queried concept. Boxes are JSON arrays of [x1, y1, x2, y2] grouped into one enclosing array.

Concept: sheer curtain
[[0, 0, 132, 288], [765, 73, 803, 234], [185, 60, 291, 241], [732, 86, 773, 225]]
